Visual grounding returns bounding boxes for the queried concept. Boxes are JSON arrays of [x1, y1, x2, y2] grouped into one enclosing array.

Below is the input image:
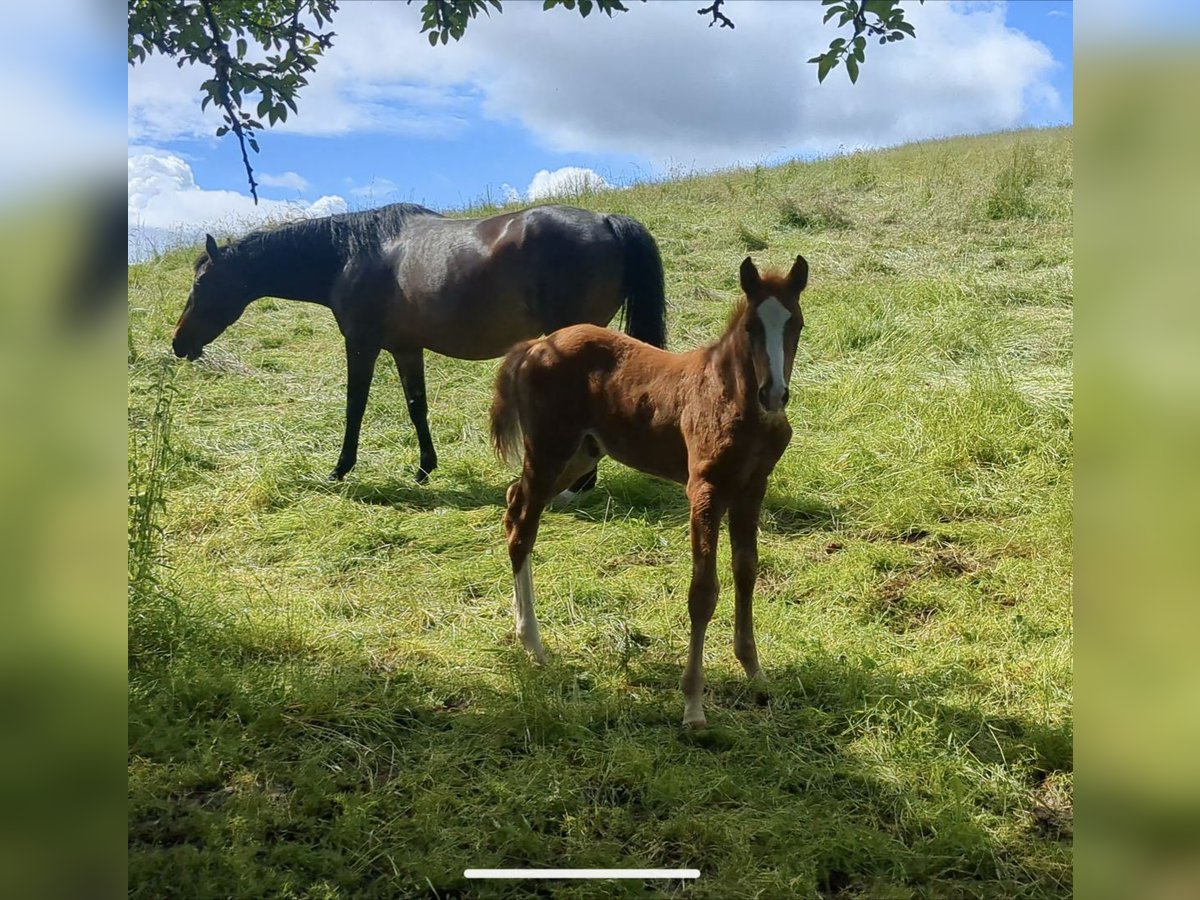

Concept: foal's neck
[[708, 302, 759, 409]]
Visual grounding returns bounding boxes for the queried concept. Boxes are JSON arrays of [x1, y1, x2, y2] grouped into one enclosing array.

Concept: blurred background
[[1076, 2, 1200, 897], [1, 0, 1197, 896]]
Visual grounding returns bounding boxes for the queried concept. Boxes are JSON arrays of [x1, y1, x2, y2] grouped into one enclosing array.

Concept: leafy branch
[[808, 0, 922, 84], [127, 0, 337, 202]]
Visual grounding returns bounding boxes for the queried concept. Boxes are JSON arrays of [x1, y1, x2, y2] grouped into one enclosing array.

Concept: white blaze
[[757, 297, 790, 403]]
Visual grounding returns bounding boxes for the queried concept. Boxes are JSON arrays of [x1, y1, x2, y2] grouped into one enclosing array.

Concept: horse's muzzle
[[172, 337, 202, 361]]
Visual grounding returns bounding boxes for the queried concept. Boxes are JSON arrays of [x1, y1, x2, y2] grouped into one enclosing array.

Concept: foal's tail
[[490, 340, 534, 468], [607, 214, 667, 349]]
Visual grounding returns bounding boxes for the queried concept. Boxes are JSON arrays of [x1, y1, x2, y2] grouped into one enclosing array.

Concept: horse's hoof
[[683, 715, 708, 730], [328, 470, 346, 482], [415, 469, 430, 484]]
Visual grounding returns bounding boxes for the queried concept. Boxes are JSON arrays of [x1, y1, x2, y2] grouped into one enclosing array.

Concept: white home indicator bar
[[464, 868, 700, 880]]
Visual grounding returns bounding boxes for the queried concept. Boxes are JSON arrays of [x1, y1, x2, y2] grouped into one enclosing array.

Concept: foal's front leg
[[729, 484, 767, 684], [682, 479, 724, 728]]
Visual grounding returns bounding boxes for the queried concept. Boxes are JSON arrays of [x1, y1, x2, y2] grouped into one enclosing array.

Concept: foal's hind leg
[[503, 449, 575, 662], [550, 436, 604, 508], [392, 349, 438, 483]]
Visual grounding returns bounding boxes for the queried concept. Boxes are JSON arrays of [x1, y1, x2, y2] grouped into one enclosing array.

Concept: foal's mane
[[193, 202, 442, 271]]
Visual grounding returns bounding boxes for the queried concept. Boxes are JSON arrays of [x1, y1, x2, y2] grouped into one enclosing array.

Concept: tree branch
[[697, 0, 734, 29], [200, 0, 259, 202]]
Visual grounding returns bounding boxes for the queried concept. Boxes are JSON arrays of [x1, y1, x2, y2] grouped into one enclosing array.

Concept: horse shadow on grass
[[334, 469, 509, 512], [132, 604, 1071, 897]]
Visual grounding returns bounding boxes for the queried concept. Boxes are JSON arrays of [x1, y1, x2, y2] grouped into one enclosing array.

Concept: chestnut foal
[[490, 255, 808, 727]]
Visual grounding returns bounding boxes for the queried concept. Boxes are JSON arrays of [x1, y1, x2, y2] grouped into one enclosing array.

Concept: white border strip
[[464, 868, 700, 880]]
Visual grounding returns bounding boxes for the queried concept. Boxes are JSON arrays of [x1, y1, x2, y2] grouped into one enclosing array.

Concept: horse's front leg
[[392, 349, 437, 483], [330, 342, 381, 481], [682, 478, 724, 728], [729, 481, 768, 685]]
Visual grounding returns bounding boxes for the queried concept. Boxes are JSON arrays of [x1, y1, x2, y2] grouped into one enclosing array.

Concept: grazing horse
[[490, 254, 808, 727], [171, 202, 666, 486]]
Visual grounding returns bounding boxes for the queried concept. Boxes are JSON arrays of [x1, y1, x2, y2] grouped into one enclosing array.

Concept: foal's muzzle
[[758, 385, 790, 412]]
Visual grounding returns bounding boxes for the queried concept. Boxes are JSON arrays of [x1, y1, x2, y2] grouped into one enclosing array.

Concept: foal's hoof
[[683, 715, 708, 730], [328, 469, 346, 482], [415, 468, 430, 485]]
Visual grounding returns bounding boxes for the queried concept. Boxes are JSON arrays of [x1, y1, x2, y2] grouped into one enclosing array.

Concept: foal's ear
[[788, 254, 809, 293], [205, 233, 221, 262], [739, 256, 762, 296]]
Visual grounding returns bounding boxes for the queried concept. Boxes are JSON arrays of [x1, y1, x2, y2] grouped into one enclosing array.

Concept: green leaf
[[580, 0, 593, 15], [236, 38, 247, 58], [895, 20, 915, 37], [543, 0, 556, 8], [428, 31, 439, 46], [823, 5, 844, 23], [817, 54, 836, 83], [846, 56, 859, 83]]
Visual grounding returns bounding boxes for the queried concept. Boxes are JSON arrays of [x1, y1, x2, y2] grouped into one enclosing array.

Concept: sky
[[127, 0, 1074, 259]]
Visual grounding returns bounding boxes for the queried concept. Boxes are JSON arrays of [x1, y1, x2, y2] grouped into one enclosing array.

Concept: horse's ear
[[788, 254, 809, 293], [739, 256, 761, 297], [205, 233, 221, 262]]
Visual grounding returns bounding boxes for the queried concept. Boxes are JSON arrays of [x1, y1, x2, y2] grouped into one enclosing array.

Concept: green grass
[[128, 127, 1073, 898]]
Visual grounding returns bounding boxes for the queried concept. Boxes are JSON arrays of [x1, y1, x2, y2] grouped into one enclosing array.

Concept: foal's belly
[[594, 426, 689, 486]]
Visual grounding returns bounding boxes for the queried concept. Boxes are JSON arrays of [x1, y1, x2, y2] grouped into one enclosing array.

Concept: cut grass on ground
[[129, 127, 1073, 898]]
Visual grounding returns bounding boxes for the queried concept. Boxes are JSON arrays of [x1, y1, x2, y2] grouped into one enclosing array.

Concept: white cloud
[[127, 150, 347, 261], [128, 1, 1063, 172], [525, 167, 609, 201], [455, 0, 1060, 167], [257, 171, 310, 191], [349, 177, 402, 200]]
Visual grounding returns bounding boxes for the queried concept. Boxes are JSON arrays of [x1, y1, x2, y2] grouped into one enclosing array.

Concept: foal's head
[[738, 255, 808, 413], [172, 234, 253, 361]]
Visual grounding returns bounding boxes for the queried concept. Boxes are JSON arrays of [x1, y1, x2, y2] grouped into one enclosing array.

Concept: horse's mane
[[195, 202, 442, 270]]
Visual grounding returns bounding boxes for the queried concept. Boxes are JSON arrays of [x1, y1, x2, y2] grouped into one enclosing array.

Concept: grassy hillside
[[128, 127, 1073, 898]]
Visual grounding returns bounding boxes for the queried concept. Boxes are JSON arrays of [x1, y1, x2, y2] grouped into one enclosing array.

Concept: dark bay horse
[[171, 202, 667, 485], [490, 255, 808, 727]]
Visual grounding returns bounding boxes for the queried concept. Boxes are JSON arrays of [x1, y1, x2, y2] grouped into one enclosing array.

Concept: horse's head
[[739, 254, 808, 413], [172, 234, 252, 361]]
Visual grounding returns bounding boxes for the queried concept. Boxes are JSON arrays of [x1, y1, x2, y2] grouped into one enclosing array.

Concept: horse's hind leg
[[331, 342, 381, 481], [503, 445, 577, 662], [392, 349, 437, 483]]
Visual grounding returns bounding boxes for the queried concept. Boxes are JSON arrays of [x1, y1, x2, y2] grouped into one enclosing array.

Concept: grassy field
[[128, 128, 1073, 898]]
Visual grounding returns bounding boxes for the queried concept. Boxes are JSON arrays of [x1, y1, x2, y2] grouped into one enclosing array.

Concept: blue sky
[[129, 1, 1073, 253]]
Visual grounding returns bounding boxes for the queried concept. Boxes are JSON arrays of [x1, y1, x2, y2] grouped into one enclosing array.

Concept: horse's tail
[[607, 214, 667, 349], [490, 340, 534, 468]]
